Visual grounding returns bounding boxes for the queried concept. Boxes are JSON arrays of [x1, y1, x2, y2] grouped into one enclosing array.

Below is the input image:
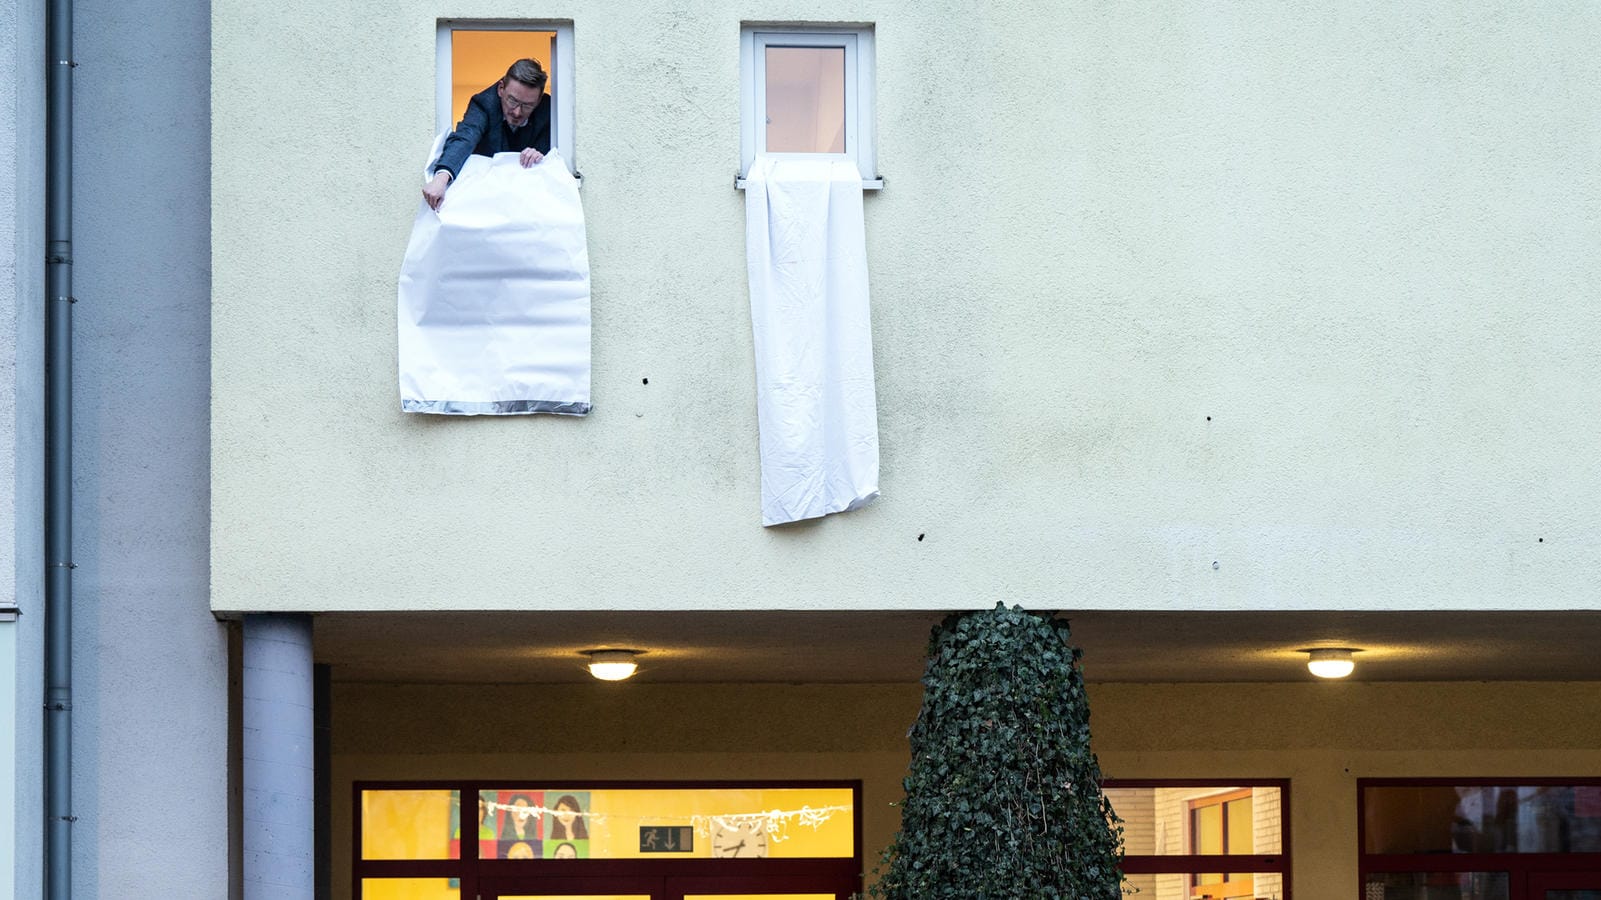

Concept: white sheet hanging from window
[[744, 155, 880, 526], [398, 148, 591, 415]]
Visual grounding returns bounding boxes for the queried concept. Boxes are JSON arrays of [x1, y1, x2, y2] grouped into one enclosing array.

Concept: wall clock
[[708, 818, 769, 858]]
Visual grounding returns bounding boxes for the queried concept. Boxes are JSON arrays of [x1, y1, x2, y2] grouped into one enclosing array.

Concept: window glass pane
[[484, 790, 546, 858], [1193, 804, 1223, 854], [1105, 786, 1283, 855], [360, 879, 459, 900], [451, 30, 556, 125], [764, 47, 845, 153], [477, 787, 853, 860], [1364, 785, 1601, 854], [1363, 872, 1510, 900], [361, 790, 460, 860], [1225, 797, 1253, 853]]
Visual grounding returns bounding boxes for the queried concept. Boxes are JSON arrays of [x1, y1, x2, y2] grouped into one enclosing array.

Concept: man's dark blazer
[[431, 83, 552, 180]]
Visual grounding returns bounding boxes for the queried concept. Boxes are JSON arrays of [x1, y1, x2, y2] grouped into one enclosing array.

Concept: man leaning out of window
[[422, 58, 552, 210]]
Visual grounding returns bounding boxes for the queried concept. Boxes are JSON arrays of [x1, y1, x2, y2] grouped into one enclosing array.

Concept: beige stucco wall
[[333, 680, 1601, 899], [212, 3, 1601, 614]]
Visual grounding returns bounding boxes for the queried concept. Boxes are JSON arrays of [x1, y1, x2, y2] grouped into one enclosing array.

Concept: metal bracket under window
[[735, 174, 884, 191]]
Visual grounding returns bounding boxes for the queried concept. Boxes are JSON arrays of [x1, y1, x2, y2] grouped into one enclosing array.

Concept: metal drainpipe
[[44, 0, 75, 889]]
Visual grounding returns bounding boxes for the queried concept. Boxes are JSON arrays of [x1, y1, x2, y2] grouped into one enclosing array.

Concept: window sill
[[735, 176, 884, 191]]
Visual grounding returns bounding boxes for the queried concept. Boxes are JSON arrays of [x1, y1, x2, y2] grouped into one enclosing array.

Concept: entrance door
[[357, 781, 861, 900], [1528, 873, 1601, 900]]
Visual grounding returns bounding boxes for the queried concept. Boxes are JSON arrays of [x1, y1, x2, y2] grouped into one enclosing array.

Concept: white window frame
[[739, 25, 880, 189], [436, 20, 576, 174]]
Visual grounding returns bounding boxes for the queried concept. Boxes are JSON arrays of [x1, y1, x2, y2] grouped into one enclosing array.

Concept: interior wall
[[333, 680, 1601, 899], [450, 30, 555, 126]]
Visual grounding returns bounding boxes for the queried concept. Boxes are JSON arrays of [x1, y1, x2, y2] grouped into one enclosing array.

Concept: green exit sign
[[638, 826, 694, 853]]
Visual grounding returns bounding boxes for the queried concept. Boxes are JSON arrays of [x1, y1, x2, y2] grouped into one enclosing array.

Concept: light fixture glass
[[586, 649, 639, 681], [1305, 648, 1356, 679]]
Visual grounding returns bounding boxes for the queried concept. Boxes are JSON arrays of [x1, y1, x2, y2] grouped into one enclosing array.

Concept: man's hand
[[519, 148, 544, 168], [422, 171, 451, 211]]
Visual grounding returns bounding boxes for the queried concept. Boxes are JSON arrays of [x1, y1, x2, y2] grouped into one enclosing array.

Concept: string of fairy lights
[[479, 799, 850, 843]]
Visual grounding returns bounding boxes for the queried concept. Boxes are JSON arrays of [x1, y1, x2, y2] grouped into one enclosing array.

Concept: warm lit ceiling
[[313, 609, 1601, 685]]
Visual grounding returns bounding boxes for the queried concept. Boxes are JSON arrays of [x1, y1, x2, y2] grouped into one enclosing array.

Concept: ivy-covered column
[[873, 604, 1123, 900]]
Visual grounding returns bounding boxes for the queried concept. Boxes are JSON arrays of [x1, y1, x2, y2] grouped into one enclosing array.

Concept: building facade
[[5, 0, 1601, 897]]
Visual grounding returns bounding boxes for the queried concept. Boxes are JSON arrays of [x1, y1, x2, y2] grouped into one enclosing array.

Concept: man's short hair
[[502, 59, 548, 93]]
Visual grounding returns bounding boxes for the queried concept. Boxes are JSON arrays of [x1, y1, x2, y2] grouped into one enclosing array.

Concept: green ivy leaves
[[869, 604, 1124, 900]]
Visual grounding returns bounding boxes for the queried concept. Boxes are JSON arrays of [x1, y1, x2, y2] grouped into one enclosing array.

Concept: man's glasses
[[500, 90, 540, 114]]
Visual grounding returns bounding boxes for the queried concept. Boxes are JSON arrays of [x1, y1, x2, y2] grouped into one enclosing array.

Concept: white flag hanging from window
[[398, 149, 591, 415], [743, 155, 880, 526]]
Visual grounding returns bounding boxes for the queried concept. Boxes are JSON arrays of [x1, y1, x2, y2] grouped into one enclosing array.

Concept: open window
[[436, 21, 576, 173], [739, 26, 879, 188]]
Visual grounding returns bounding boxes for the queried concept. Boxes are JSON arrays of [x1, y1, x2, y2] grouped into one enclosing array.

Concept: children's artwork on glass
[[477, 790, 500, 859], [544, 791, 590, 841], [450, 788, 503, 886], [501, 839, 540, 860], [448, 790, 462, 860], [544, 838, 588, 859], [496, 787, 541, 858]]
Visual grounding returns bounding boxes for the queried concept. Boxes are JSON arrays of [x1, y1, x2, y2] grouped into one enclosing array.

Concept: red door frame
[[479, 871, 860, 899], [1528, 871, 1601, 897]]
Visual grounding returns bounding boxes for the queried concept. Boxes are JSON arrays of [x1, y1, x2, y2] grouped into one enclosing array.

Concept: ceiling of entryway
[[312, 609, 1601, 685]]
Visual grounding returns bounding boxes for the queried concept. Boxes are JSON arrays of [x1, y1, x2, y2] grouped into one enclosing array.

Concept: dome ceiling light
[[585, 649, 641, 681], [1303, 647, 1358, 679]]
